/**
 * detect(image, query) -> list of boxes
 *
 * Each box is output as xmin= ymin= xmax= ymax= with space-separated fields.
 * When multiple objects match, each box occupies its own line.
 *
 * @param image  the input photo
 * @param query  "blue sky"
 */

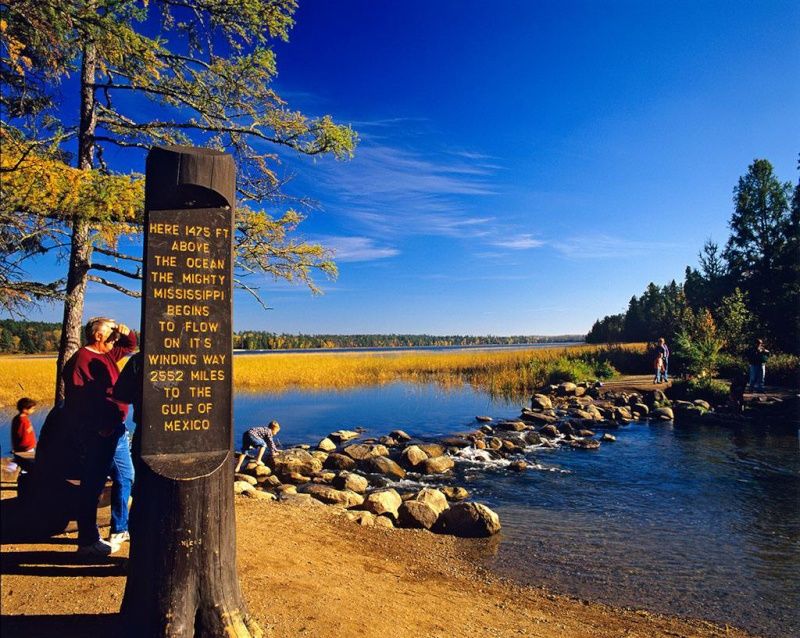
xmin=16 ymin=0 xmax=800 ymax=335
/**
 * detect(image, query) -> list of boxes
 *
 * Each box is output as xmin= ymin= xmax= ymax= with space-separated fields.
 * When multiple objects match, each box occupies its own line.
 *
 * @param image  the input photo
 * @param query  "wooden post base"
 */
xmin=121 ymin=454 xmax=262 ymax=638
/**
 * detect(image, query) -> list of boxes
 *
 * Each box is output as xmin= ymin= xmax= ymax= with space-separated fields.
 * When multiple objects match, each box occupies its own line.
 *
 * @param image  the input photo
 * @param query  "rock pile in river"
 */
xmin=233 ymin=427 xmax=503 ymax=538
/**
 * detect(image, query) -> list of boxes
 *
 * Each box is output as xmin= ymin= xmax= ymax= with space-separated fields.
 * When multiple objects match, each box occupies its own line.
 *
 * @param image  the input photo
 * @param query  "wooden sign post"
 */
xmin=121 ymin=146 xmax=261 ymax=637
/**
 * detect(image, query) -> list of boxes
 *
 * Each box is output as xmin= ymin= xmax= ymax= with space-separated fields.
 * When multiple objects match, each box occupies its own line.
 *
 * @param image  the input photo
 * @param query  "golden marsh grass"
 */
xmin=0 ymin=344 xmax=645 ymax=410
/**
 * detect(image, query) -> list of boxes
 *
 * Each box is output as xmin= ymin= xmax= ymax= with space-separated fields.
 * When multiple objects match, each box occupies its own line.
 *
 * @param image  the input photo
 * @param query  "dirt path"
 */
xmin=1 ymin=488 xmax=753 ymax=638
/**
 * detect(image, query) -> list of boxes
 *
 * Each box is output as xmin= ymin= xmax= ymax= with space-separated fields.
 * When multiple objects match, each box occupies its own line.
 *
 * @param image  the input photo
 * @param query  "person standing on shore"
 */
xmin=63 ymin=317 xmax=137 ymax=557
xmin=657 ymin=337 xmax=670 ymax=382
xmin=11 ymin=398 xmax=37 ymax=453
xmin=653 ymin=351 xmax=666 ymax=384
xmin=747 ymin=338 xmax=770 ymax=393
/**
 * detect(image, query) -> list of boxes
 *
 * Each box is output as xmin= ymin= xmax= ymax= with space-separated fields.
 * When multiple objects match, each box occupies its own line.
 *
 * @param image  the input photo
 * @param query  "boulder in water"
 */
xmin=438 ymin=502 xmax=501 ymax=537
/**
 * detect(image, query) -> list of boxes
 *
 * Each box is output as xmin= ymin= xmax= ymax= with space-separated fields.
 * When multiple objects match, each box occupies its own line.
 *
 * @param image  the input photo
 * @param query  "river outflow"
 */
xmin=5 ymin=381 xmax=798 ymax=637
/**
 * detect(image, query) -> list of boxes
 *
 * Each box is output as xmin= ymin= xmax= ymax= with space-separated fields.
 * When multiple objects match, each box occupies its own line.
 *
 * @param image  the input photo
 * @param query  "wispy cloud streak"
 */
xmin=314 ymin=235 xmax=400 ymax=262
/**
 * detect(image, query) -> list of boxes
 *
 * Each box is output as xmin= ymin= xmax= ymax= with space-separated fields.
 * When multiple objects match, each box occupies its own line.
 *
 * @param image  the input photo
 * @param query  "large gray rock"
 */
xmin=417 ymin=443 xmax=445 ymax=458
xmin=300 ymin=484 xmax=364 ymax=508
xmin=631 ymin=403 xmax=650 ymax=417
xmin=439 ymin=436 xmax=472 ymax=448
xmin=496 ymin=420 xmax=527 ymax=432
xmin=521 ymin=411 xmax=558 ymax=425
xmin=243 ymin=489 xmax=277 ymax=502
xmin=438 ymin=502 xmax=501 ymax=537
xmin=363 ymin=488 xmax=402 ymax=518
xmin=571 ymin=438 xmax=600 ymax=450
xmin=332 ymin=472 xmax=369 ymax=494
xmin=234 ymin=480 xmax=256 ymax=495
xmin=360 ymin=456 xmax=406 ymax=480
xmin=343 ymin=443 xmax=390 ymax=461
xmin=323 ymin=452 xmax=357 ymax=471
xmin=651 ymin=407 xmax=674 ymax=421
xmin=523 ymin=431 xmax=543 ymax=446
xmin=421 ymin=455 xmax=455 ymax=475
xmin=540 ymin=424 xmax=559 ymax=438
xmin=328 ymin=430 xmax=361 ymax=443
xmin=414 ymin=487 xmax=449 ymax=517
xmin=234 ymin=473 xmax=257 ymax=486
xmin=317 ymin=437 xmax=337 ymax=452
xmin=271 ymin=449 xmax=323 ymax=477
xmin=557 ymin=382 xmax=578 ymax=396
xmin=441 ymin=486 xmax=469 ymax=501
xmin=390 ymin=429 xmax=412 ymax=442
xmin=613 ymin=406 xmax=633 ymax=421
xmin=398 ymin=500 xmax=440 ymax=530
xmin=345 ymin=511 xmax=375 ymax=526
xmin=531 ymin=394 xmax=552 ymax=410
xmin=401 ymin=445 xmax=429 ymax=468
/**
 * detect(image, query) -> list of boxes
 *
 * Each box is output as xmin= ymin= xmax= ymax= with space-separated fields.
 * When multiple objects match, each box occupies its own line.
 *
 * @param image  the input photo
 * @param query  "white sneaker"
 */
xmin=76 ymin=539 xmax=117 ymax=557
xmin=109 ymin=531 xmax=130 ymax=545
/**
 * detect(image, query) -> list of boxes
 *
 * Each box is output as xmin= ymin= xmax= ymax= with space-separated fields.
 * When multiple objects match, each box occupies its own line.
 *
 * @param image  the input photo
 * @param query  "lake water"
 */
xmin=3 ymin=381 xmax=798 ymax=637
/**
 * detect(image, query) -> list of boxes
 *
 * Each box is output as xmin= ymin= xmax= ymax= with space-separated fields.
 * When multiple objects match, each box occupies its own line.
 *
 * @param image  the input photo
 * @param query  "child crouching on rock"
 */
xmin=235 ymin=421 xmax=280 ymax=472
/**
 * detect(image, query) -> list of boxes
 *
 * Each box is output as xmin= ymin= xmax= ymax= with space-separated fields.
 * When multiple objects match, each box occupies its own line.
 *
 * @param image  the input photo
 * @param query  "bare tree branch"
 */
xmin=233 ymin=277 xmax=272 ymax=310
xmin=89 ymin=261 xmax=141 ymax=279
xmin=93 ymin=245 xmax=143 ymax=262
xmin=87 ymin=274 xmax=141 ymax=297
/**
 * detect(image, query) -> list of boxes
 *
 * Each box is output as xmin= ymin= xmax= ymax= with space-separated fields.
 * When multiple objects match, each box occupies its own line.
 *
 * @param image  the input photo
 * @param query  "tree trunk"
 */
xmin=55 ymin=37 xmax=97 ymax=401
xmin=55 ymin=217 xmax=92 ymax=402
xmin=121 ymin=454 xmax=262 ymax=638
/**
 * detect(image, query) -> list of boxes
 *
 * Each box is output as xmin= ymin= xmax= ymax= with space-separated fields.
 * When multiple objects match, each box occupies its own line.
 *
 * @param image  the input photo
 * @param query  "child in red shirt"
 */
xmin=11 ymin=397 xmax=37 ymax=452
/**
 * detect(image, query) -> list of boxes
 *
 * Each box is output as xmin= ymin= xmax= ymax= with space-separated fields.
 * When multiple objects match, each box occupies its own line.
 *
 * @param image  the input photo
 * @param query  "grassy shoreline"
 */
xmin=0 ymin=343 xmax=645 ymax=409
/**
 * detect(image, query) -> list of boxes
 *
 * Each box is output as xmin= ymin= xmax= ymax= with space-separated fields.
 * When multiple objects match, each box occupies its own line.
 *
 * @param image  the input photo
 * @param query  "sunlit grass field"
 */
xmin=0 ymin=344 xmax=645 ymax=410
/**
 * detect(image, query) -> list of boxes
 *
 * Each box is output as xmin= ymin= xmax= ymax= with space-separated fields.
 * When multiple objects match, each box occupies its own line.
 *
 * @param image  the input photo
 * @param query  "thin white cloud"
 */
xmin=310 ymin=137 xmax=500 ymax=239
xmin=490 ymin=234 xmax=546 ymax=250
xmin=552 ymin=234 xmax=676 ymax=259
xmin=315 ymin=235 xmax=400 ymax=262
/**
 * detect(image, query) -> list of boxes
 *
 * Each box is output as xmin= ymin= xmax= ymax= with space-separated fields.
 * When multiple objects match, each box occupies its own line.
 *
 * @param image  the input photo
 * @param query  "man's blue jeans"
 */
xmin=748 ymin=364 xmax=765 ymax=391
xmin=77 ymin=427 xmax=135 ymax=545
xmin=663 ymin=357 xmax=669 ymax=381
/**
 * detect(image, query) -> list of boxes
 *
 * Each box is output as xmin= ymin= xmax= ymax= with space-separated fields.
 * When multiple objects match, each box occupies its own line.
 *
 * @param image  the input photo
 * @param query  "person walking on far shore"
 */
xmin=747 ymin=338 xmax=770 ymax=393
xmin=653 ymin=350 xmax=666 ymax=384
xmin=657 ymin=337 xmax=670 ymax=381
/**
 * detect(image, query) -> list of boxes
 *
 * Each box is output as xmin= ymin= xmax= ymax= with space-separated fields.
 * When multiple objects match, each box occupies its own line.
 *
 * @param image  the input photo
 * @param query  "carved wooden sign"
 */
xmin=139 ymin=146 xmax=235 ymax=478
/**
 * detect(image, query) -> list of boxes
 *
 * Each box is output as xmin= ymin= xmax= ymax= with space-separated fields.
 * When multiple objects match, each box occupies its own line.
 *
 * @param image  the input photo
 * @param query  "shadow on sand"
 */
xmin=1 ymin=613 xmax=122 ymax=637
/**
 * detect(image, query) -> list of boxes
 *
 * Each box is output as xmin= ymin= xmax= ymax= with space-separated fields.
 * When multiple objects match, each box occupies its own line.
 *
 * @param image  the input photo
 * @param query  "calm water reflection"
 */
xmin=4 ymin=382 xmax=798 ymax=637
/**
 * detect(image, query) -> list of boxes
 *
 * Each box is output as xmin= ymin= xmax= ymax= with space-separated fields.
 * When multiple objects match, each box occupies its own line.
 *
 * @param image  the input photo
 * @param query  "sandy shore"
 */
xmin=1 ymin=489 xmax=753 ymax=638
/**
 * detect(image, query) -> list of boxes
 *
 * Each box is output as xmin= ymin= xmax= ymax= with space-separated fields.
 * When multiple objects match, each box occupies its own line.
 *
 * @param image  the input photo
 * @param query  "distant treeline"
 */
xmin=0 ymin=319 xmax=62 ymax=354
xmin=0 ymin=320 xmax=583 ymax=354
xmin=232 ymin=333 xmax=584 ymax=351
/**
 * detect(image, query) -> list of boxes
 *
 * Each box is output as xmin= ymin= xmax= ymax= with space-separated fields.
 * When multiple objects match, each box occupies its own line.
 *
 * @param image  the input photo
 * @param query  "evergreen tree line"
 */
xmin=0 ymin=319 xmax=583 ymax=354
xmin=232 ymin=333 xmax=584 ymax=351
xmin=0 ymin=320 xmax=62 ymax=354
xmin=587 ymin=158 xmax=800 ymax=357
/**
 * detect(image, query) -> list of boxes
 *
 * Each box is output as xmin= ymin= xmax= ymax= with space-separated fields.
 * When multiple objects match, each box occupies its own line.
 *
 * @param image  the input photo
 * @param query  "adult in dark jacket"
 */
xmin=746 ymin=338 xmax=769 ymax=393
xmin=63 ymin=317 xmax=136 ymax=557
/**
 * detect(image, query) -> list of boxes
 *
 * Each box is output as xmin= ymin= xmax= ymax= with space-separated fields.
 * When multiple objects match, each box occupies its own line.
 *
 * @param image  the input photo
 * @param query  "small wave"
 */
xmin=385 ymin=477 xmax=437 ymax=490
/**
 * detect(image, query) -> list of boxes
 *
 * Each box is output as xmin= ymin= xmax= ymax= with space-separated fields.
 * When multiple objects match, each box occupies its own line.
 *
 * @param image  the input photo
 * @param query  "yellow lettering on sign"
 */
xmin=150 ymin=223 xmax=179 ymax=235
xmin=166 ymin=304 xmax=210 ymax=317
xmin=185 ymin=257 xmax=225 ymax=269
xmin=190 ymin=369 xmax=225 ymax=381
xmin=170 ymin=240 xmax=210 ymax=253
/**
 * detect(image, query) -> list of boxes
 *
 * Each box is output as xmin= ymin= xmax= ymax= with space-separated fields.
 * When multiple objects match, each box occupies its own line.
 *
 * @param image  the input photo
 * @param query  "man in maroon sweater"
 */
xmin=63 ymin=316 xmax=137 ymax=557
